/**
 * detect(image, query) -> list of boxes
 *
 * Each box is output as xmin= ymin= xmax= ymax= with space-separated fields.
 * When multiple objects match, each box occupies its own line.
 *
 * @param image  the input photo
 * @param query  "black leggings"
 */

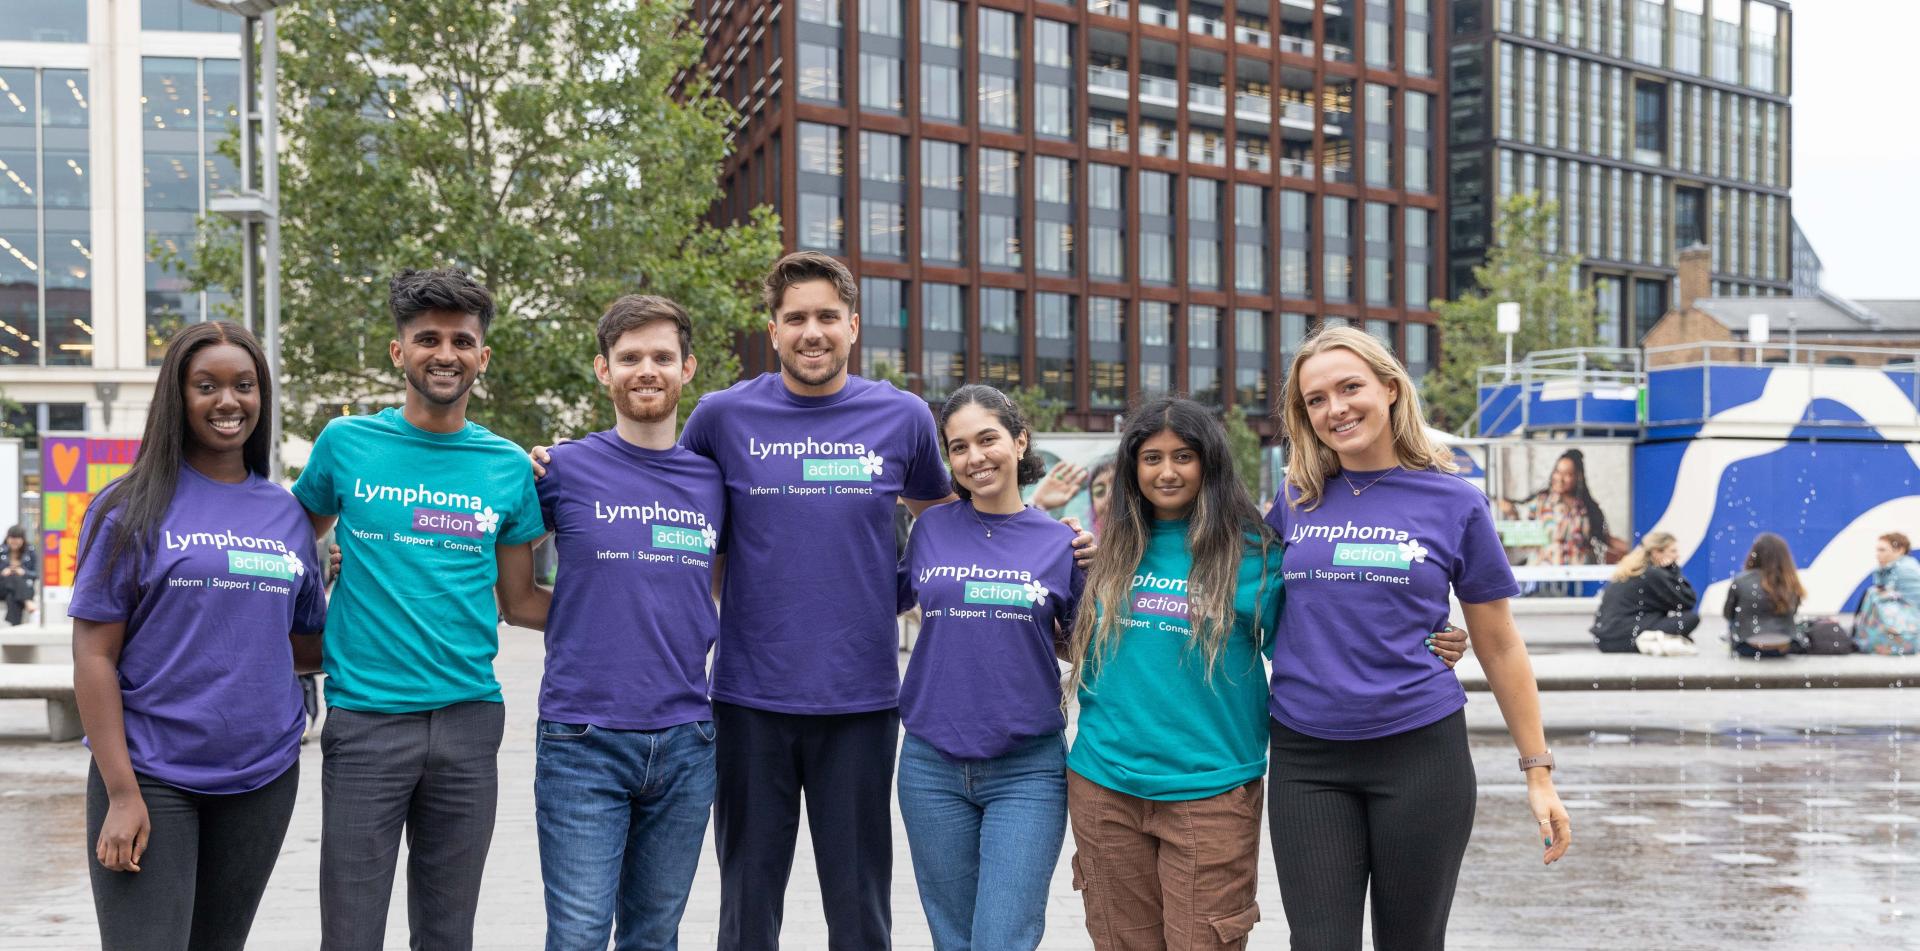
xmin=1268 ymin=709 xmax=1477 ymax=951
xmin=86 ymin=759 xmax=299 ymax=951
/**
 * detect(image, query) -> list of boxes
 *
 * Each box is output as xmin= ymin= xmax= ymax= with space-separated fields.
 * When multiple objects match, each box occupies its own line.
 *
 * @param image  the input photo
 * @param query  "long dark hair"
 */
xmin=1552 ymin=448 xmax=1611 ymax=555
xmin=937 ymin=384 xmax=1046 ymax=501
xmin=79 ymin=322 xmax=274 ymax=583
xmin=1064 ymin=397 xmax=1274 ymax=699
xmin=1743 ymin=532 xmax=1805 ymax=615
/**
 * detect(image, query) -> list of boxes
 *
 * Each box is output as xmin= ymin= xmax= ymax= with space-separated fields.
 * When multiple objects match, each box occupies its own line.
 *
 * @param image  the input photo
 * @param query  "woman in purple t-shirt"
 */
xmin=70 ymin=322 xmax=326 ymax=951
xmin=1265 ymin=327 xmax=1571 ymax=949
xmin=895 ymin=384 xmax=1084 ymax=951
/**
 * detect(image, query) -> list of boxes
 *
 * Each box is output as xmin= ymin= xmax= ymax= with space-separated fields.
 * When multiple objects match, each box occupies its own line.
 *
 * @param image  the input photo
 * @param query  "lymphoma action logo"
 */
xmin=1131 ymin=571 xmax=1190 ymax=620
xmin=164 ymin=529 xmax=306 ymax=581
xmin=594 ymin=501 xmax=718 ymax=554
xmin=749 ymin=436 xmax=883 ymax=482
xmin=353 ymin=478 xmax=499 ymax=538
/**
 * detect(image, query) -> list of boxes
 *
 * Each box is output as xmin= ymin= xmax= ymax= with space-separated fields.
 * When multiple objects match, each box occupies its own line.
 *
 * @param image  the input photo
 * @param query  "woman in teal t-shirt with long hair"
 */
xmin=1060 ymin=396 xmax=1282 ymax=949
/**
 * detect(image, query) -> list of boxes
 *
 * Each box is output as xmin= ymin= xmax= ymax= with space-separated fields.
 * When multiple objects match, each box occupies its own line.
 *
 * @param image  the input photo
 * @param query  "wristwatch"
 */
xmin=1518 ymin=751 xmax=1555 ymax=772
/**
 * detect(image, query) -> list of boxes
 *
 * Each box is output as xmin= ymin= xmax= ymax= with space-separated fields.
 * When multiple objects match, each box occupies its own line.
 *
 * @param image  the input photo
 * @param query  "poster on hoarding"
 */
xmin=1489 ymin=441 xmax=1633 ymax=568
xmin=40 ymin=434 xmax=141 ymax=588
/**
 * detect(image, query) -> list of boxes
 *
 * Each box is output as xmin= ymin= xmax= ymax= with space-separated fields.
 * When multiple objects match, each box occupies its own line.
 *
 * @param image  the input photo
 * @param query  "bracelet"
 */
xmin=1518 ymin=751 xmax=1555 ymax=772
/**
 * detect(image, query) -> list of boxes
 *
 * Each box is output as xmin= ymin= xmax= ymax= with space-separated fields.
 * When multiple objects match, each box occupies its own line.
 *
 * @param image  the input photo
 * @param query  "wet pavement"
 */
xmin=0 ymin=616 xmax=1912 ymax=949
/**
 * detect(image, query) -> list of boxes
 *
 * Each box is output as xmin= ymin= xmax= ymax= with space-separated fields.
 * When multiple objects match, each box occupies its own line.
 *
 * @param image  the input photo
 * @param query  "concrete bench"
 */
xmin=0 ymin=663 xmax=80 ymax=741
xmin=0 ymin=624 xmax=72 ymax=663
xmin=1456 ymin=651 xmax=1920 ymax=691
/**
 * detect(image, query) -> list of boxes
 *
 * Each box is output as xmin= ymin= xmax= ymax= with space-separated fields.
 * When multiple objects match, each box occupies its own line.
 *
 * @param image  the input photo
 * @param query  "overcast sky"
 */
xmin=1789 ymin=0 xmax=1920 ymax=299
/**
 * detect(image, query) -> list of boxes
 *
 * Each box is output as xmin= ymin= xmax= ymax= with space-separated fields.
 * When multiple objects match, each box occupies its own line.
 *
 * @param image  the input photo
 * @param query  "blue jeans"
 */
xmin=897 ymin=732 xmax=1068 ymax=951
xmin=534 ymin=719 xmax=716 ymax=951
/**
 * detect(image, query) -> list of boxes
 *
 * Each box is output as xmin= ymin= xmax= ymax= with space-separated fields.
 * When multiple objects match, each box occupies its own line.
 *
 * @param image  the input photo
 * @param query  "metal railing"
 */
xmin=1188 ymin=83 xmax=1226 ymax=111
xmin=1187 ymin=13 xmax=1227 ymax=37
xmin=1277 ymin=34 xmax=1315 ymax=56
xmin=1235 ymin=24 xmax=1271 ymax=46
xmin=1235 ymin=145 xmax=1272 ymax=171
xmin=1472 ymin=347 xmax=1644 ymax=437
xmin=1234 ymin=91 xmax=1272 ymax=119
xmin=1087 ymin=65 xmax=1130 ymax=96
xmin=1140 ymin=3 xmax=1177 ymax=27
xmin=1138 ymin=75 xmax=1179 ymax=101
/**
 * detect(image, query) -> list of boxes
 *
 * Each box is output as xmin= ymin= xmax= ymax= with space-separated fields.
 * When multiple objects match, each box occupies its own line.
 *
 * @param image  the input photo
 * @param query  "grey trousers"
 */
xmin=319 ymin=700 xmax=506 ymax=951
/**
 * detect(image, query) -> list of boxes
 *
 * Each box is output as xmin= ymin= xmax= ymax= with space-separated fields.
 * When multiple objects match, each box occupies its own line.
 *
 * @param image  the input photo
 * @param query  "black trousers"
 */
xmin=1267 ymin=709 xmax=1477 ymax=951
xmin=86 ymin=759 xmax=299 ymax=951
xmin=713 ymin=700 xmax=899 ymax=951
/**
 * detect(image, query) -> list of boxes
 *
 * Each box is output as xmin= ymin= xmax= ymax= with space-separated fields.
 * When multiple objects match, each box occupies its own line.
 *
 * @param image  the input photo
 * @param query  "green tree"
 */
xmin=1422 ymin=193 xmax=1602 ymax=433
xmin=1222 ymin=405 xmax=1263 ymax=501
xmin=1009 ymin=384 xmax=1073 ymax=433
xmin=183 ymin=0 xmax=780 ymax=446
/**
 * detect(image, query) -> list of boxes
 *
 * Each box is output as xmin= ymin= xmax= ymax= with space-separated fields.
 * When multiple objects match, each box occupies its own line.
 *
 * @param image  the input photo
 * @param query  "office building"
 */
xmin=1445 ymin=0 xmax=1791 ymax=347
xmin=1 ymin=0 xmax=244 ymax=438
xmin=699 ymin=0 xmax=1446 ymax=428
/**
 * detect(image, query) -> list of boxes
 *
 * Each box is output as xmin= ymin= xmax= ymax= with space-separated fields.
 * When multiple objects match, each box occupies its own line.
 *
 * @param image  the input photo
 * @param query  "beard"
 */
xmin=613 ymin=382 xmax=680 ymax=424
xmin=404 ymin=364 xmax=477 ymax=407
xmin=778 ymin=345 xmax=848 ymax=388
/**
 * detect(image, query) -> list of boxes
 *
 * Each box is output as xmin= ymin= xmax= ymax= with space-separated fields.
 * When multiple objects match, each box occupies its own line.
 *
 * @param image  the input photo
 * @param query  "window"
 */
xmin=1364 ymin=84 xmax=1393 ymax=188
xmin=979 ymin=73 xmax=1019 ymax=130
xmin=1365 ymin=0 xmax=1393 ymax=68
xmin=861 ymin=278 xmax=908 ymax=375
xmin=1038 ymin=293 xmax=1073 ymax=339
xmin=922 ymin=140 xmax=964 ymax=189
xmin=924 ymin=283 xmax=965 ymax=332
xmin=861 ymin=200 xmax=904 ymax=258
xmin=1036 ymin=292 xmax=1076 ymax=404
xmin=1189 ymin=305 xmax=1222 ymax=405
xmin=1089 ymin=164 xmax=1124 ymax=280
xmin=1405 ymin=323 xmax=1432 ymax=377
xmin=1036 ymin=156 xmax=1072 ymax=203
xmin=922 ymin=0 xmax=961 ymax=45
xmin=1710 ymin=0 xmax=1741 ymax=83
xmin=1674 ymin=0 xmax=1704 ymax=74
xmin=980 ymin=286 xmax=1022 ymax=388
xmin=799 ymin=193 xmax=844 ymax=252
xmin=1633 ymin=80 xmax=1666 ymax=163
xmin=1234 ymin=184 xmax=1269 ymax=294
xmin=1036 ymin=157 xmax=1073 ymax=274
xmin=860 ymin=131 xmax=903 ymax=183
xmin=981 ymin=8 xmax=1019 ymax=56
xmin=1037 ymin=83 xmax=1072 ymax=137
xmin=1234 ymin=309 xmax=1268 ymax=407
xmin=1632 ymin=0 xmax=1665 ymax=67
xmin=1280 ymin=190 xmax=1311 ymax=298
xmin=860 ymin=53 xmax=904 ymax=112
xmin=981 ymin=214 xmax=1021 ymax=268
xmin=860 ymin=0 xmax=904 ymax=36
xmin=142 ymin=58 xmax=238 ymax=363
xmin=1748 ymin=3 xmax=1777 ymax=92
xmin=1405 ymin=0 xmax=1431 ymax=76
xmin=799 ymin=43 xmax=842 ymax=102
xmin=1089 ymin=298 xmax=1127 ymax=407
xmin=800 ymin=0 xmax=840 ymax=24
xmin=1037 ymin=20 xmax=1072 ymax=66
xmin=799 ymin=123 xmax=843 ymax=175
xmin=1365 ymin=202 xmax=1392 ymax=306
xmin=922 ymin=141 xmax=964 ymax=263
xmin=1632 ymin=277 xmax=1667 ymax=344
xmin=1140 ymin=171 xmax=1174 ymax=284
xmin=4 ymin=0 xmax=87 ymax=40
xmin=1189 ymin=178 xmax=1222 ymax=289
xmin=1405 ymin=90 xmax=1431 ymax=193
xmin=921 ymin=64 xmax=962 ymax=121
xmin=140 ymin=0 xmax=238 ymax=32
xmin=1405 ymin=207 xmax=1432 ymax=309
xmin=2 ymin=66 xmax=93 ymax=366
xmin=980 ymin=149 xmax=1020 ymax=197
xmin=1323 ymin=196 xmax=1352 ymax=302
xmin=1139 ymin=302 xmax=1173 ymax=398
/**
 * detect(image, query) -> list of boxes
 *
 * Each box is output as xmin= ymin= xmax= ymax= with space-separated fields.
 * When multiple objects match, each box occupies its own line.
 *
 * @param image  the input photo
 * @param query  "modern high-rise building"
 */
xmin=698 ymin=0 xmax=1446 ymax=428
xmin=1445 ymin=0 xmax=1791 ymax=347
xmin=0 ymin=0 xmax=244 ymax=438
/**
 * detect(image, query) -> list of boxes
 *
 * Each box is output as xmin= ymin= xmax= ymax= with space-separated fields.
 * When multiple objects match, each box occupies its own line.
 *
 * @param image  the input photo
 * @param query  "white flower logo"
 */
xmin=700 ymin=526 xmax=718 ymax=550
xmin=1023 ymin=581 xmax=1050 ymax=604
xmin=1397 ymin=539 xmax=1429 ymax=564
xmin=474 ymin=505 xmax=500 ymax=535
xmin=859 ymin=452 xmax=885 ymax=477
xmin=283 ymin=551 xmax=305 ymax=577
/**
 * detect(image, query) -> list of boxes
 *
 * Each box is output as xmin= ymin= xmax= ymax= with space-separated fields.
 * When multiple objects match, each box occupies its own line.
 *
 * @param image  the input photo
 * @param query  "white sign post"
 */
xmin=1749 ymin=314 xmax=1770 ymax=365
xmin=1496 ymin=301 xmax=1521 ymax=381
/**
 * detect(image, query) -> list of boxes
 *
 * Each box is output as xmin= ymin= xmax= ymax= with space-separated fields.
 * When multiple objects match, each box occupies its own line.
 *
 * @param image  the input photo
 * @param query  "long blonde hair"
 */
xmin=1279 ymin=326 xmax=1456 ymax=511
xmin=1062 ymin=397 xmax=1275 ymax=705
xmin=1612 ymin=531 xmax=1677 ymax=582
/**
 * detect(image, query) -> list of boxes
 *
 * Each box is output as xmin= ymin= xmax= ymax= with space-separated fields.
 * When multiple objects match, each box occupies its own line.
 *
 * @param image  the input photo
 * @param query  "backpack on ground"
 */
xmin=1795 ymin=617 xmax=1855 ymax=655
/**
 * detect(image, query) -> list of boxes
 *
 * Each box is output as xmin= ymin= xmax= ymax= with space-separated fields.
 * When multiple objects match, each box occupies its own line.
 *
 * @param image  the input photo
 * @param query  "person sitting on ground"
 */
xmin=1856 ymin=532 xmax=1920 ymax=655
xmin=1591 ymin=531 xmax=1699 ymax=655
xmin=1 ymin=525 xmax=38 ymax=625
xmin=1723 ymin=533 xmax=1803 ymax=657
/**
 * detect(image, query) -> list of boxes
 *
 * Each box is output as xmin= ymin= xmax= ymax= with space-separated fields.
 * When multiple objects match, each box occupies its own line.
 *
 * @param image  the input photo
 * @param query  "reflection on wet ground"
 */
xmin=0 ymin=631 xmax=1910 ymax=949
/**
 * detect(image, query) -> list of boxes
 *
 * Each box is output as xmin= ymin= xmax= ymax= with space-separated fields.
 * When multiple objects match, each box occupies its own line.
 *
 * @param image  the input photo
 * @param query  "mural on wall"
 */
xmin=40 ymin=435 xmax=140 ymax=589
xmin=1635 ymin=363 xmax=1920 ymax=613
xmin=1490 ymin=441 xmax=1633 ymax=568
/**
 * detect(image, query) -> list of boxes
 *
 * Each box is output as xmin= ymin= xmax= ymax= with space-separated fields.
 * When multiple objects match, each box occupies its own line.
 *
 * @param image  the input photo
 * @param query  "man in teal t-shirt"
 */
xmin=292 ymin=268 xmax=547 ymax=951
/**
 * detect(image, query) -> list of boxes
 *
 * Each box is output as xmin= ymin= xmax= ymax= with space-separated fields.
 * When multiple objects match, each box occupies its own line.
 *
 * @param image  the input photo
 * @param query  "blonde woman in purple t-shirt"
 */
xmin=1266 ymin=327 xmax=1570 ymax=949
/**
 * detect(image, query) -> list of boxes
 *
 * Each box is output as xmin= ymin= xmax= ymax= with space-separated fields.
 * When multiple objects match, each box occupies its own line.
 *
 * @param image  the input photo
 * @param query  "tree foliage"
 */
xmin=1422 ymin=194 xmax=1603 ymax=433
xmin=1222 ymin=405 xmax=1263 ymax=501
xmin=184 ymin=0 xmax=781 ymax=446
xmin=1009 ymin=385 xmax=1073 ymax=434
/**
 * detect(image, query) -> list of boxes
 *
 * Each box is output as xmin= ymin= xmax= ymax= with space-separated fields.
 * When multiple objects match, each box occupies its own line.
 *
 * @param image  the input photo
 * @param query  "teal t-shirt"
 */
xmin=292 ymin=408 xmax=544 ymax=712
xmin=1068 ymin=518 xmax=1284 ymax=801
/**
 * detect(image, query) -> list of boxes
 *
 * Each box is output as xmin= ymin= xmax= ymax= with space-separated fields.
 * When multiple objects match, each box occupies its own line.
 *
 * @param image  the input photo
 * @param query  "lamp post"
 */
xmin=195 ymin=0 xmax=288 ymax=477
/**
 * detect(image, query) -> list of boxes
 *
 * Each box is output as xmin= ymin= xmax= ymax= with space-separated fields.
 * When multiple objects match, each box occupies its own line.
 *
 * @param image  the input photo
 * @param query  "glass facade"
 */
xmin=143 ymin=57 xmax=239 ymax=365
xmin=1 ymin=66 xmax=92 ymax=365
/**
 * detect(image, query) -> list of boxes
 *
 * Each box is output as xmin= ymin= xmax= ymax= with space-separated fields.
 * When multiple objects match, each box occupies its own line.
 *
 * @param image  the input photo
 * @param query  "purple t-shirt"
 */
xmin=899 ymin=502 xmax=1084 ymax=759
xmin=537 ymin=432 xmax=724 ymax=730
xmin=1264 ymin=467 xmax=1518 ymax=740
xmin=68 ymin=467 xmax=327 ymax=794
xmin=681 ymin=373 xmax=950 ymax=714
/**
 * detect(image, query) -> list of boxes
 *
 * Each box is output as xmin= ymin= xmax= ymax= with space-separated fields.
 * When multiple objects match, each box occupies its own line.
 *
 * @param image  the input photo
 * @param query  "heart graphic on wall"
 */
xmin=45 ymin=439 xmax=85 ymax=493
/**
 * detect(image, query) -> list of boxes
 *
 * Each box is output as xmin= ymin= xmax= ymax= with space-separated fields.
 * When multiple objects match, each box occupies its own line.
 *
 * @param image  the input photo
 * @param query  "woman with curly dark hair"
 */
xmin=1502 ymin=448 xmax=1615 ymax=565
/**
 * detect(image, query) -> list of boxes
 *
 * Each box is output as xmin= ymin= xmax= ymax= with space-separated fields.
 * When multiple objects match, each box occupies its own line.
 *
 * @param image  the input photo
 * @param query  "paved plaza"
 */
xmin=0 ymin=614 xmax=1914 ymax=949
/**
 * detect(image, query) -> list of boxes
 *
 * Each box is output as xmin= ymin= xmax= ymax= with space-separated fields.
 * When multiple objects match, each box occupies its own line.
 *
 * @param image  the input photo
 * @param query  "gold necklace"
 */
xmin=969 ymin=501 xmax=1021 ymax=538
xmin=1341 ymin=468 xmax=1398 ymax=496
